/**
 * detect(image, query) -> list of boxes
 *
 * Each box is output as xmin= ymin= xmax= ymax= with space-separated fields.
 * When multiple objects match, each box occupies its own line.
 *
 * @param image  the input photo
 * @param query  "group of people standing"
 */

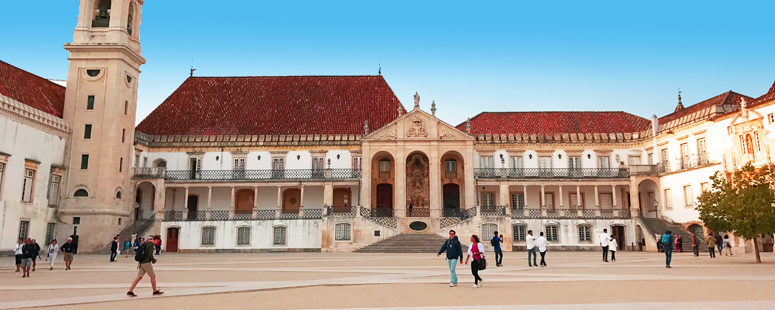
xmin=701 ymin=232 xmax=734 ymax=258
xmin=14 ymin=237 xmax=75 ymax=277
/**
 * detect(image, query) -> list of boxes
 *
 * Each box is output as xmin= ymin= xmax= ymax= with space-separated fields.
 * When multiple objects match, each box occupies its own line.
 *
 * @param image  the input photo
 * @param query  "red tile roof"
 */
xmin=658 ymin=91 xmax=753 ymax=126
xmin=750 ymin=81 xmax=775 ymax=107
xmin=457 ymin=111 xmax=651 ymax=135
xmin=0 ymin=60 xmax=65 ymax=118
xmin=136 ymin=76 xmax=404 ymax=136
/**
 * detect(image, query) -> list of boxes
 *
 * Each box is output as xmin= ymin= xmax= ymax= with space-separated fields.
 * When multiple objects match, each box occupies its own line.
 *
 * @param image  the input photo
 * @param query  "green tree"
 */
xmin=696 ymin=163 xmax=775 ymax=263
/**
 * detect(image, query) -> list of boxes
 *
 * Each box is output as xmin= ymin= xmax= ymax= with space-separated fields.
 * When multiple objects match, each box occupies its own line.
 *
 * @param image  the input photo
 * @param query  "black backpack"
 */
xmin=491 ymin=237 xmax=498 ymax=247
xmin=134 ymin=243 xmax=146 ymax=262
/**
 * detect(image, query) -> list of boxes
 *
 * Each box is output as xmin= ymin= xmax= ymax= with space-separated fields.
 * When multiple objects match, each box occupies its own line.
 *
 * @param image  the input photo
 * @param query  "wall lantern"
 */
xmin=587 ymin=154 xmax=592 ymax=159
xmin=337 ymin=154 xmax=341 ymax=159
xmin=499 ymin=154 xmax=504 ymax=160
xmin=558 ymin=154 xmax=562 ymax=159
xmin=297 ymin=155 xmax=301 ymax=160
xmin=529 ymin=154 xmax=533 ymax=159
xmin=257 ymin=155 xmax=261 ymax=160
xmin=215 ymin=156 xmax=220 ymax=161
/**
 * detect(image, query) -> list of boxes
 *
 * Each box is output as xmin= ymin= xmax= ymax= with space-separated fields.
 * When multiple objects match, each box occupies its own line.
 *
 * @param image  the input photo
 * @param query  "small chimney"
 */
xmin=465 ymin=118 xmax=472 ymax=134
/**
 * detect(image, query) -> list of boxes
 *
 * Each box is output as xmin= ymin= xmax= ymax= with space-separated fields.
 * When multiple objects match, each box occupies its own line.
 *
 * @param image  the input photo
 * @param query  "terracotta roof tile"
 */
xmin=658 ymin=91 xmax=753 ymax=126
xmin=457 ymin=111 xmax=651 ymax=135
xmin=749 ymin=81 xmax=775 ymax=107
xmin=136 ymin=76 xmax=404 ymax=136
xmin=0 ymin=60 xmax=65 ymax=118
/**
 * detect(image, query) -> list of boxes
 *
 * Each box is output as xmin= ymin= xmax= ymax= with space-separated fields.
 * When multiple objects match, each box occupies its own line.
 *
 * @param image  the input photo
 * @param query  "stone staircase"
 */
xmin=98 ymin=216 xmax=156 ymax=253
xmin=356 ymin=234 xmax=449 ymax=253
xmin=640 ymin=217 xmax=705 ymax=251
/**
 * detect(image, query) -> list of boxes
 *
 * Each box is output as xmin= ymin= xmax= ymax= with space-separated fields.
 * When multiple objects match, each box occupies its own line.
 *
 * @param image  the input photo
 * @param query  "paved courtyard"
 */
xmin=1 ymin=250 xmax=774 ymax=309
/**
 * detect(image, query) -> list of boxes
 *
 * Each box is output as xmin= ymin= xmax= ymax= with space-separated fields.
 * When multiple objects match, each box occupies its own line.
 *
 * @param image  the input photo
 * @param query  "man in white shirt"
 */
xmin=526 ymin=230 xmax=538 ymax=267
xmin=599 ymin=228 xmax=611 ymax=262
xmin=536 ymin=232 xmax=549 ymax=267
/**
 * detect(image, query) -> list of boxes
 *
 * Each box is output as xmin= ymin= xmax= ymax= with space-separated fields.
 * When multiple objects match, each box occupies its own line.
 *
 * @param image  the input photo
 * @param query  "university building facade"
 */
xmin=1 ymin=0 xmax=774 ymax=253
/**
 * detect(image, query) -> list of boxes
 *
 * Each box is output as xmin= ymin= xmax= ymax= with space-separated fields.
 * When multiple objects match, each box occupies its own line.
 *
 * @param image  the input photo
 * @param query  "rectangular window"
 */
xmin=352 ymin=157 xmax=362 ymax=171
xmin=648 ymin=192 xmax=656 ymax=211
xmin=83 ymin=124 xmax=92 ymax=139
xmin=378 ymin=159 xmax=391 ymax=172
xmin=237 ymin=227 xmax=250 ymax=245
xmin=570 ymin=193 xmax=584 ymax=209
xmin=273 ymin=226 xmax=287 ymax=245
xmin=233 ymin=158 xmax=246 ymax=170
xmin=119 ymin=158 xmax=123 ymax=172
xmin=134 ymin=155 xmax=140 ymax=168
xmin=701 ymin=182 xmax=710 ymax=192
xmin=578 ymin=225 xmax=592 ymax=242
xmin=665 ymin=189 xmax=673 ymax=209
xmin=47 ymin=174 xmax=61 ymax=206
xmin=22 ymin=169 xmax=35 ymax=203
xmin=769 ymin=113 xmax=774 ymax=124
xmin=312 ymin=156 xmax=325 ymax=170
xmin=648 ymin=153 xmax=654 ymax=165
xmin=510 ymin=193 xmax=524 ymax=209
xmin=740 ymin=135 xmax=747 ymax=154
xmin=684 ymin=185 xmax=694 ymax=207
xmin=86 ymin=95 xmax=95 ymax=110
xmin=511 ymin=156 xmax=523 ymax=169
xmin=697 ymin=138 xmax=708 ymax=165
xmin=45 ymin=223 xmax=56 ymax=246
xmin=544 ymin=193 xmax=554 ymax=209
xmin=122 ymin=129 xmax=126 ymax=143
xmin=272 ymin=157 xmax=285 ymax=170
xmin=124 ymin=101 xmax=128 ymax=115
xmin=680 ymin=143 xmax=690 ymax=169
xmin=546 ymin=225 xmax=559 ymax=242
xmin=73 ymin=217 xmax=80 ymax=225
xmin=599 ymin=193 xmax=613 ymax=209
xmin=628 ymin=156 xmax=641 ymax=165
xmin=597 ymin=156 xmax=610 ymax=169
xmin=81 ymin=154 xmax=89 ymax=170
xmin=569 ymin=156 xmax=582 ymax=169
xmin=513 ymin=225 xmax=526 ymax=242
xmin=335 ymin=223 xmax=352 ymax=241
xmin=481 ymin=223 xmax=498 ymax=239
xmin=755 ymin=132 xmax=761 ymax=152
xmin=538 ymin=156 xmax=552 ymax=169
xmin=18 ymin=220 xmax=30 ymax=241
xmin=201 ymin=227 xmax=215 ymax=246
xmin=445 ymin=159 xmax=456 ymax=172
xmin=481 ymin=193 xmax=495 ymax=207
xmin=660 ymin=149 xmax=669 ymax=166
xmin=480 ymin=156 xmax=494 ymax=168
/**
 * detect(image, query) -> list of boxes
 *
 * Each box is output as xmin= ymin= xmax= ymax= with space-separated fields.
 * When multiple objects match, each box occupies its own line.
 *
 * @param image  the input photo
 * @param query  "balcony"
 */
xmin=474 ymin=168 xmax=629 ymax=180
xmin=658 ymin=155 xmax=715 ymax=174
xmin=511 ymin=208 xmax=631 ymax=219
xmin=629 ymin=164 xmax=657 ymax=176
xmin=163 ymin=168 xmax=362 ymax=182
xmin=133 ymin=167 xmax=166 ymax=179
xmin=162 ymin=209 xmax=323 ymax=221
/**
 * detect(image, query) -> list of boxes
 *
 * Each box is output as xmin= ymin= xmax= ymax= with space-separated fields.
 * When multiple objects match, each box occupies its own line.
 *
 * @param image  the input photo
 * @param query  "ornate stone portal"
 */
xmin=406 ymin=153 xmax=430 ymax=209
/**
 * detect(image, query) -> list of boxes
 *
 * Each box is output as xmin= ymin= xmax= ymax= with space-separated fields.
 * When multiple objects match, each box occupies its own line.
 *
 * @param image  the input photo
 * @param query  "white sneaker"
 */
xmin=450 ymin=283 xmax=455 ymax=287
xmin=478 ymin=280 xmax=483 ymax=287
xmin=472 ymin=284 xmax=479 ymax=288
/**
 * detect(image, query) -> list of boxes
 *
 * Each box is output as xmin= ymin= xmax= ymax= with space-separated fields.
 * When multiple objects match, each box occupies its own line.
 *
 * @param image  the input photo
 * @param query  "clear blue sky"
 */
xmin=2 ymin=1 xmax=774 ymax=126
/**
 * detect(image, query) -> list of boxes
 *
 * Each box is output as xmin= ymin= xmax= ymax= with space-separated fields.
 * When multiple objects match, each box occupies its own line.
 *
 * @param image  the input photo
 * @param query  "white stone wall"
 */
xmin=161 ymin=219 xmax=322 ymax=251
xmin=474 ymin=148 xmax=647 ymax=169
xmin=144 ymin=150 xmax=360 ymax=171
xmin=163 ymin=185 xmax=332 ymax=211
xmin=0 ymin=115 xmax=67 ymax=251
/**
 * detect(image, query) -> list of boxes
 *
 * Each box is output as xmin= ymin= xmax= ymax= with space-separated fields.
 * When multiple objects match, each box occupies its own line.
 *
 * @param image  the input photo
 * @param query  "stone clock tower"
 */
xmin=59 ymin=0 xmax=146 ymax=252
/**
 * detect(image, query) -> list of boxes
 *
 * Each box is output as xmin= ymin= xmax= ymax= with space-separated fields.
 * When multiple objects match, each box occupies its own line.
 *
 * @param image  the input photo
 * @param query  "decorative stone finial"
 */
xmin=413 ymin=92 xmax=420 ymax=109
xmin=364 ymin=120 xmax=369 ymax=134
xmin=431 ymin=100 xmax=436 ymax=116
xmin=674 ymin=90 xmax=684 ymax=112
xmin=398 ymin=105 xmax=403 ymax=117
xmin=465 ymin=118 xmax=471 ymax=134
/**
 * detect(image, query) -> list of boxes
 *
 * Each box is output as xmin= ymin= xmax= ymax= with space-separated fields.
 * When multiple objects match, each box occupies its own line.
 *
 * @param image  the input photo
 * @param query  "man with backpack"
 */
xmin=662 ymin=230 xmax=673 ymax=268
xmin=491 ymin=231 xmax=503 ymax=267
xmin=127 ymin=237 xmax=163 ymax=297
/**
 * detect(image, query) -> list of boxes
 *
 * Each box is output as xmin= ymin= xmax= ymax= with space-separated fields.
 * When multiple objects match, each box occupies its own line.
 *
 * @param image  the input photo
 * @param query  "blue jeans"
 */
xmin=448 ymin=259 xmax=458 ymax=284
xmin=527 ymin=248 xmax=537 ymax=266
xmin=665 ymin=249 xmax=673 ymax=266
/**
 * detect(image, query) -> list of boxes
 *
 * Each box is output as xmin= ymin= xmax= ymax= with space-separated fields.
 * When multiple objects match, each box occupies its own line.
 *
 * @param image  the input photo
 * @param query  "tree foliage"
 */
xmin=696 ymin=163 xmax=775 ymax=263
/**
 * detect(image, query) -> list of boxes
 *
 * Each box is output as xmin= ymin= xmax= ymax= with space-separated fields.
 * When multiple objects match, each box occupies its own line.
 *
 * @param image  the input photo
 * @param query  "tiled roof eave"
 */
xmin=135 ymin=132 xmax=363 ymax=148
xmin=471 ymin=131 xmax=650 ymax=144
xmin=0 ymin=94 xmax=70 ymax=137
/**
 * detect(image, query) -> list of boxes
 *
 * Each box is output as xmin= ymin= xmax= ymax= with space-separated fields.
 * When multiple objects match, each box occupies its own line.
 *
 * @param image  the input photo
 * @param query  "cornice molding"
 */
xmin=0 ymin=94 xmax=71 ymax=137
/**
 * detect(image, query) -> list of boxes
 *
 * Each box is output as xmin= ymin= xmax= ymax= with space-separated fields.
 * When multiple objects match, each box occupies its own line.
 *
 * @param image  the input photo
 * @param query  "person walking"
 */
xmin=706 ymin=233 xmax=716 ymax=258
xmin=124 ymin=239 xmax=131 ymax=257
xmin=714 ymin=233 xmax=723 ymax=254
xmin=153 ymin=236 xmax=162 ymax=255
xmin=599 ymin=229 xmax=611 ymax=262
xmin=464 ymin=235 xmax=485 ymax=288
xmin=691 ymin=233 xmax=700 ymax=257
xmin=21 ymin=238 xmax=35 ymax=278
xmin=609 ymin=235 xmax=618 ymax=262
xmin=110 ymin=237 xmax=119 ymax=262
xmin=14 ymin=238 xmax=24 ymax=272
xmin=31 ymin=239 xmax=41 ymax=271
xmin=491 ymin=231 xmax=503 ymax=267
xmin=723 ymin=235 xmax=733 ymax=256
xmin=437 ymin=230 xmax=463 ymax=287
xmin=662 ymin=231 xmax=673 ymax=268
xmin=61 ymin=238 xmax=75 ymax=270
xmin=536 ymin=232 xmax=549 ymax=267
xmin=675 ymin=235 xmax=683 ymax=253
xmin=127 ymin=237 xmax=163 ymax=297
xmin=47 ymin=240 xmax=59 ymax=270
xmin=526 ymin=230 xmax=538 ymax=267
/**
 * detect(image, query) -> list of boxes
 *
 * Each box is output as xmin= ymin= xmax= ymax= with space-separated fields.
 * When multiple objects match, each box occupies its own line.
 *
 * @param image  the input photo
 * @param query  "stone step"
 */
xmin=356 ymin=234 xmax=449 ymax=253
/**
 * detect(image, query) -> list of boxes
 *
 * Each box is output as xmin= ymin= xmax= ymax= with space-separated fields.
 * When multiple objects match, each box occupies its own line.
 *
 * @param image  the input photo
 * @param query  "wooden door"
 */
xmin=187 ymin=195 xmax=199 ymax=220
xmin=613 ymin=226 xmax=625 ymax=250
xmin=166 ymin=227 xmax=179 ymax=252
xmin=443 ymin=183 xmax=460 ymax=217
xmin=235 ymin=189 xmax=254 ymax=214
xmin=376 ymin=183 xmax=393 ymax=214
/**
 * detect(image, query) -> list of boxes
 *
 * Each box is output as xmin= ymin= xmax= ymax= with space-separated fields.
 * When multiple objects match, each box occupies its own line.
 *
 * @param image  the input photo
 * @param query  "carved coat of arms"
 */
xmin=406 ymin=116 xmax=427 ymax=137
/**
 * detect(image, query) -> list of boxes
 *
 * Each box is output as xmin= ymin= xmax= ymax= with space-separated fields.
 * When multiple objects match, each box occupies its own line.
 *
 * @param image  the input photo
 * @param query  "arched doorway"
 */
xmin=235 ymin=189 xmax=254 ymax=214
xmin=371 ymin=151 xmax=395 ymax=216
xmin=282 ymin=188 xmax=301 ymax=214
xmin=611 ymin=225 xmax=625 ymax=251
xmin=441 ymin=151 xmax=465 ymax=217
xmin=376 ymin=184 xmax=393 ymax=216
xmin=136 ymin=182 xmax=156 ymax=220
xmin=636 ymin=225 xmax=645 ymax=251
xmin=688 ymin=224 xmax=704 ymax=237
xmin=637 ymin=179 xmax=660 ymax=218
xmin=333 ymin=188 xmax=352 ymax=213
xmin=406 ymin=152 xmax=430 ymax=216
xmin=165 ymin=227 xmax=179 ymax=252
xmin=443 ymin=184 xmax=460 ymax=217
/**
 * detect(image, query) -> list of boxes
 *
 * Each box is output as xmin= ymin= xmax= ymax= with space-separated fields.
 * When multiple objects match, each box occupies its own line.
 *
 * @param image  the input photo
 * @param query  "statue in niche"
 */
xmin=407 ymin=116 xmax=427 ymax=137
xmin=406 ymin=153 xmax=430 ymax=209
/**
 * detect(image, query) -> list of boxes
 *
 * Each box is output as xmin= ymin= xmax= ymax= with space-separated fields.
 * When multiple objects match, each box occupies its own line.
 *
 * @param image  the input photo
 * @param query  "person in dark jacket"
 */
xmin=31 ymin=239 xmax=41 ymax=271
xmin=662 ymin=230 xmax=673 ymax=268
xmin=127 ymin=237 xmax=163 ymax=297
xmin=438 ymin=230 xmax=463 ymax=287
xmin=110 ymin=237 xmax=119 ymax=262
xmin=21 ymin=238 xmax=35 ymax=278
xmin=714 ymin=233 xmax=723 ymax=253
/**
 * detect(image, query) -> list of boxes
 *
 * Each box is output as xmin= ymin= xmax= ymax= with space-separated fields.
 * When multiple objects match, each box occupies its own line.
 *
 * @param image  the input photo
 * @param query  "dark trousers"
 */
xmin=494 ymin=249 xmax=503 ymax=266
xmin=611 ymin=251 xmax=616 ymax=261
xmin=708 ymin=247 xmax=716 ymax=258
xmin=665 ymin=249 xmax=672 ymax=266
xmin=602 ymin=246 xmax=609 ymax=261
xmin=527 ymin=248 xmax=537 ymax=266
xmin=110 ymin=251 xmax=117 ymax=262
xmin=155 ymin=245 xmax=161 ymax=255
xmin=539 ymin=250 xmax=546 ymax=266
xmin=693 ymin=245 xmax=699 ymax=257
xmin=471 ymin=260 xmax=482 ymax=284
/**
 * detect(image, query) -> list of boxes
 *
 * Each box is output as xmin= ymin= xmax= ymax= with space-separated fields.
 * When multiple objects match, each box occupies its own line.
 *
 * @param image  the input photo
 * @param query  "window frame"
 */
xmin=545 ymin=224 xmax=559 ymax=242
xmin=569 ymin=192 xmax=585 ymax=209
xmin=352 ymin=156 xmax=362 ymax=171
xmin=22 ymin=169 xmax=35 ymax=203
xmin=683 ymin=185 xmax=694 ymax=207
xmin=0 ymin=162 xmax=5 ymax=200
xmin=599 ymin=193 xmax=613 ymax=209
xmin=334 ymin=223 xmax=352 ymax=241
xmin=45 ymin=223 xmax=56 ymax=246
xmin=236 ymin=226 xmax=251 ymax=246
xmin=480 ymin=156 xmax=494 ymax=169
xmin=86 ymin=95 xmax=95 ymax=110
xmin=201 ymin=226 xmax=216 ymax=246
xmin=664 ymin=188 xmax=673 ymax=210
xmin=84 ymin=124 xmax=93 ymax=139
xmin=481 ymin=192 xmax=495 ymax=207
xmin=47 ymin=174 xmax=61 ymax=207
xmin=81 ymin=154 xmax=89 ymax=170
xmin=510 ymin=193 xmax=524 ymax=209
xmin=273 ymin=225 xmax=287 ymax=245
xmin=481 ymin=223 xmax=498 ymax=241
xmin=18 ymin=220 xmax=30 ymax=241
xmin=512 ymin=224 xmax=527 ymax=242
xmin=701 ymin=182 xmax=710 ymax=193
xmin=578 ymin=225 xmax=592 ymax=243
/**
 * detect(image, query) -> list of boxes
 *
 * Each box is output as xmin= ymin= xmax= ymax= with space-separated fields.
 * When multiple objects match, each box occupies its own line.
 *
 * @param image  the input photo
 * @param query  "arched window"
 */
xmin=512 ymin=224 xmax=527 ymax=242
xmin=201 ymin=226 xmax=215 ymax=246
xmin=74 ymin=189 xmax=89 ymax=197
xmin=481 ymin=223 xmax=498 ymax=241
xmin=335 ymin=223 xmax=352 ymax=241
xmin=92 ymin=0 xmax=111 ymax=28
xmin=445 ymin=158 xmax=457 ymax=172
xmin=115 ymin=190 xmax=122 ymax=199
xmin=127 ymin=2 xmax=135 ymax=35
xmin=545 ymin=224 xmax=559 ymax=242
xmin=155 ymin=160 xmax=167 ymax=168
xmin=237 ymin=227 xmax=251 ymax=245
xmin=273 ymin=226 xmax=287 ymax=245
xmin=578 ymin=225 xmax=592 ymax=243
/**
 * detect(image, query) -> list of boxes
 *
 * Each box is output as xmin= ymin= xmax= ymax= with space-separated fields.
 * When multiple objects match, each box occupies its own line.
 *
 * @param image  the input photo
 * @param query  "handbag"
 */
xmin=478 ymin=255 xmax=487 ymax=270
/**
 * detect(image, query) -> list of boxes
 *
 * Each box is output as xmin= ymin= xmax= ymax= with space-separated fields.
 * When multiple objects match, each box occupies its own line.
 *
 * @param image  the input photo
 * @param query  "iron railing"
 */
xmin=474 ymin=168 xmax=629 ymax=179
xmin=164 ymin=211 xmax=184 ymax=221
xmin=629 ymin=164 xmax=657 ymax=176
xmin=511 ymin=208 xmax=631 ymax=219
xmin=445 ymin=171 xmax=457 ymax=180
xmin=161 ymin=209 xmax=323 ymax=221
xmin=327 ymin=205 xmax=357 ymax=217
xmin=378 ymin=171 xmax=391 ymax=180
xmin=361 ymin=207 xmax=395 ymax=218
xmin=407 ymin=208 xmax=430 ymax=217
xmin=359 ymin=206 xmax=397 ymax=229
xmin=165 ymin=168 xmax=362 ymax=181
xmin=440 ymin=206 xmax=478 ymax=229
xmin=133 ymin=167 xmax=166 ymax=178
xmin=480 ymin=206 xmax=507 ymax=216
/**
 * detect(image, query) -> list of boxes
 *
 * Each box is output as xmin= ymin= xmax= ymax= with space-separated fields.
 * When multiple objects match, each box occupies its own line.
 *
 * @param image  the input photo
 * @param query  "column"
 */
xmin=523 ymin=185 xmax=527 ymax=208
xmin=276 ymin=187 xmax=282 ymax=211
xmin=323 ymin=182 xmax=333 ymax=206
xmin=594 ymin=185 xmax=599 ymax=208
xmin=576 ymin=185 xmax=580 ymax=209
xmin=300 ymin=185 xmax=305 ymax=208
xmin=184 ymin=187 xmax=189 ymax=209
xmin=499 ymin=183 xmax=509 ymax=216
xmin=430 ymin=142 xmax=440 ymax=218
xmin=396 ymin=147 xmax=406 ymax=217
xmin=540 ymin=185 xmax=545 ymax=208
xmin=253 ymin=186 xmax=259 ymax=210
xmin=230 ymin=186 xmax=235 ymax=210
xmin=207 ymin=186 xmax=212 ymax=210
xmin=612 ymin=185 xmax=617 ymax=208
xmin=559 ymin=185 xmax=564 ymax=208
